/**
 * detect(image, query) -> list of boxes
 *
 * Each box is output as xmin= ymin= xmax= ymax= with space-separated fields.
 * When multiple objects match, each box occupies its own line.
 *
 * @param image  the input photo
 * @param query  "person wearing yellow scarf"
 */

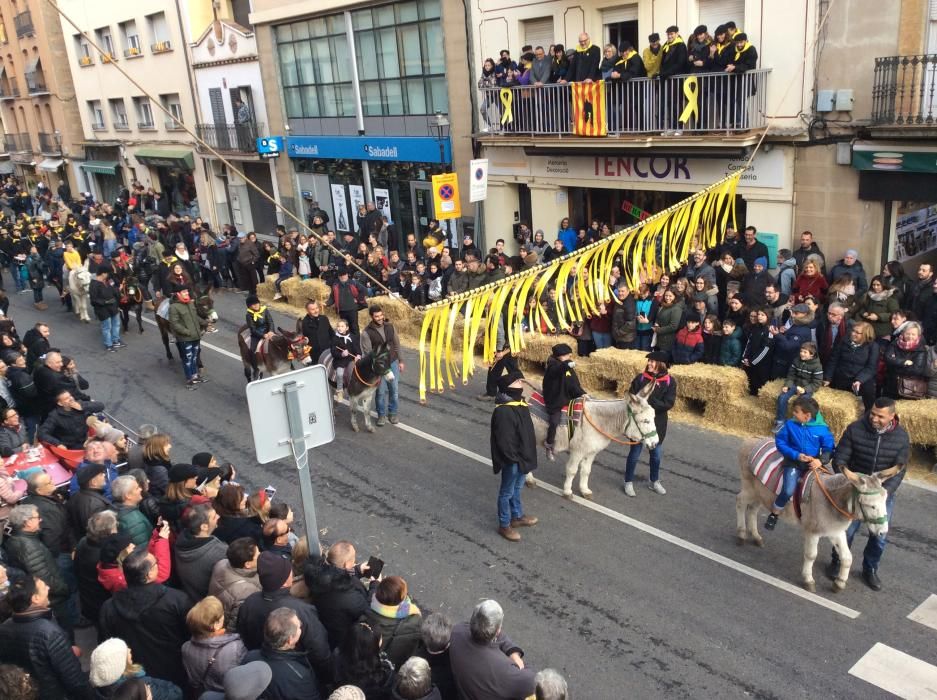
xmin=725 ymin=33 xmax=758 ymax=129
xmin=610 ymin=41 xmax=648 ymax=130
xmin=245 ymin=294 xmax=274 ymax=377
xmin=569 ymin=32 xmax=601 ymax=82
xmin=643 ymin=32 xmax=662 ymax=78
xmin=659 ymin=26 xmax=688 ymax=134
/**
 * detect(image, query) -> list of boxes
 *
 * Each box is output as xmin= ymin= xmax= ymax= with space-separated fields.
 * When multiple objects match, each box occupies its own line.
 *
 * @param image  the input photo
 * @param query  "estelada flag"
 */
xmin=571 ymin=80 xmax=607 ymax=136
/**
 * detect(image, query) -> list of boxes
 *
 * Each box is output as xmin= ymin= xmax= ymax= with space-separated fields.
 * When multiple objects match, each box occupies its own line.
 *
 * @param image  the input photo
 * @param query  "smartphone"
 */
xmin=264 ymin=485 xmax=277 ymax=501
xmin=366 ymin=556 xmax=384 ymax=578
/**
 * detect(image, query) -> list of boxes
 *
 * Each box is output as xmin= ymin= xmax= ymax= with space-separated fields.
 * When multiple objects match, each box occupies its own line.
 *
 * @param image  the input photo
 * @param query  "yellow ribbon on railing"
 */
xmin=500 ymin=88 xmax=514 ymax=125
xmin=678 ymin=76 xmax=699 ymax=125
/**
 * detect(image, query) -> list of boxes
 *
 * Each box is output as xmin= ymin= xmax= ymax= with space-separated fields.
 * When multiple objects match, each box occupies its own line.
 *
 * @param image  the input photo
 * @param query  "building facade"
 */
xmin=57 ymin=0 xmax=208 ymax=217
xmin=250 ymin=0 xmax=473 ymax=248
xmin=0 ymin=0 xmax=85 ymax=193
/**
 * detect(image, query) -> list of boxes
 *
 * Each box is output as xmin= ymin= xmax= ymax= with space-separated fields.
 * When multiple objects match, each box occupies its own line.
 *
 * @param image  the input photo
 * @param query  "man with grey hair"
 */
xmin=417 ymin=612 xmax=457 ymax=699
xmin=817 ymin=301 xmax=853 ymax=366
xmin=535 ymin=668 xmax=568 ymax=700
xmin=244 ymin=607 xmax=318 ymax=699
xmin=112 ymin=474 xmax=153 ymax=548
xmin=449 ymin=599 xmax=536 ymax=700
xmin=395 ymin=656 xmax=438 ymax=699
xmin=174 ymin=502 xmax=226 ymax=601
xmin=75 ymin=509 xmax=118 ymax=626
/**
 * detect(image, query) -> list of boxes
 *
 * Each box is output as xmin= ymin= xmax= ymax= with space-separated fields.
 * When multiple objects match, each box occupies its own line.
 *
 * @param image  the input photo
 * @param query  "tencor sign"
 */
xmin=286 ymin=135 xmax=451 ymax=164
xmin=490 ymin=149 xmax=786 ymax=189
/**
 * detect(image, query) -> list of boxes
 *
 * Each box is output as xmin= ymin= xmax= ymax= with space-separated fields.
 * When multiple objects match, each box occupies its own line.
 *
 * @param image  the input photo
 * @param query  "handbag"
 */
xmin=897 ymin=375 xmax=927 ymax=400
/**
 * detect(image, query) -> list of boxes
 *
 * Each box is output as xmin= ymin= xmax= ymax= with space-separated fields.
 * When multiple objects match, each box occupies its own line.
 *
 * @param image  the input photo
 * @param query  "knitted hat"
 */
xmin=845 ymin=249 xmax=859 ymax=259
xmin=552 ymin=343 xmax=573 ymax=358
xmin=754 ymin=257 xmax=767 ymax=269
xmin=258 ymin=550 xmax=292 ymax=591
xmin=168 ymin=463 xmax=198 ymax=483
xmin=224 ymin=661 xmax=274 ymax=700
xmin=77 ymin=463 xmax=106 ymax=488
xmin=330 ymin=686 xmax=367 ymax=700
xmin=192 ymin=452 xmax=214 ymax=469
xmin=648 ymin=32 xmax=660 ymax=42
xmin=90 ymin=637 xmax=128 ymax=687
xmin=497 ymin=370 xmax=525 ymax=393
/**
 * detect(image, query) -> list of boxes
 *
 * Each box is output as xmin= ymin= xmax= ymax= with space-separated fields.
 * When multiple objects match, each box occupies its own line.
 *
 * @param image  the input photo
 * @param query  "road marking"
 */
xmin=909 ymin=595 xmax=937 ymax=633
xmin=194 ymin=330 xmax=862 ymax=618
xmin=141 ymin=316 xmax=243 ymax=361
xmin=849 ymin=643 xmax=937 ymax=698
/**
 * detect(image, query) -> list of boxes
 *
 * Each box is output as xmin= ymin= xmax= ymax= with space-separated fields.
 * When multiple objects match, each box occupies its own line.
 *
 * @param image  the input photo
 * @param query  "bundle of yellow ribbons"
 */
xmin=417 ymin=171 xmax=743 ymax=402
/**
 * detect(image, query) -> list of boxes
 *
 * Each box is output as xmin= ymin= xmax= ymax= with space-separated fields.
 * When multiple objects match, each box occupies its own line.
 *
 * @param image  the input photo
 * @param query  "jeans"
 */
xmin=832 ymin=490 xmax=896 ymax=573
xmin=100 ymin=313 xmax=121 ymax=348
xmin=772 ymin=463 xmax=802 ymax=510
xmin=13 ymin=263 xmax=25 ymax=291
xmin=625 ymin=442 xmax=662 ymax=483
xmin=102 ymin=238 xmax=117 ymax=257
xmin=179 ymin=340 xmax=199 ymax=380
xmin=592 ymin=331 xmax=612 ymax=349
xmin=775 ymin=390 xmax=812 ymax=422
xmin=32 ymin=285 xmax=43 ymax=303
xmin=375 ymin=359 xmax=399 ymax=417
xmin=24 ymin=414 xmax=38 ymax=443
xmin=635 ymin=332 xmax=653 ymax=351
xmin=497 ymin=462 xmax=526 ymax=527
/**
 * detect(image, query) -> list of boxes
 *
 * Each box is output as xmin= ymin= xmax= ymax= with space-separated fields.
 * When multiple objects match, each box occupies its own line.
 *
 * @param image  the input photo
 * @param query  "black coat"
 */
xmin=99 ymin=583 xmax=193 ymax=686
xmin=883 ymin=342 xmax=927 ymax=399
xmin=834 ymin=415 xmax=910 ymax=494
xmin=243 ymin=646 xmax=320 ymax=700
xmin=22 ymin=493 xmax=73 ymax=554
xmin=0 ymin=609 xmax=93 ymax=700
xmin=542 ymin=357 xmax=584 ymax=412
xmin=659 ymin=39 xmax=689 ymax=78
xmin=34 ymin=366 xmax=77 ymax=415
xmin=826 ymin=341 xmax=879 ymax=386
xmin=89 ymin=278 xmax=120 ymax=321
xmin=490 ymin=394 xmax=538 ymax=475
xmin=2 ymin=531 xmax=68 ymax=602
xmin=416 ymin=645 xmax=458 ymax=700
xmin=67 ymin=487 xmax=111 ymax=538
xmin=629 ymin=372 xmax=677 ymax=442
xmin=74 ymin=534 xmax=110 ymax=623
xmin=214 ymin=514 xmax=263 ymax=544
xmin=738 ymin=240 xmax=770 ymax=272
xmin=610 ymin=52 xmax=645 ymax=80
xmin=568 ymin=45 xmax=601 ymax=82
xmin=304 ymin=559 xmax=374 ymax=650
xmin=299 ymin=314 xmax=335 ymax=363
xmin=8 ymin=365 xmax=43 ymax=418
xmin=38 ymin=401 xmax=105 ymax=449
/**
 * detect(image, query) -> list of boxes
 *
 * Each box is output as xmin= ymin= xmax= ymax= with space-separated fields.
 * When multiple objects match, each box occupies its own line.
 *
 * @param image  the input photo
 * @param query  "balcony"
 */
xmin=477 ymin=69 xmax=770 ymax=138
xmin=196 ymin=122 xmax=262 ymax=153
xmin=78 ymin=55 xmax=94 ymax=68
xmin=151 ymin=40 xmax=172 ymax=54
xmin=872 ymin=54 xmax=937 ymax=129
xmin=37 ymin=132 xmax=62 ymax=155
xmin=14 ymin=10 xmax=33 ymax=38
xmin=4 ymin=132 xmax=31 ymax=153
xmin=124 ymin=46 xmax=143 ymax=59
xmin=91 ymin=122 xmax=107 ymax=132
xmin=0 ymin=85 xmax=20 ymax=100
xmin=137 ymin=119 xmax=156 ymax=130
xmin=25 ymin=72 xmax=48 ymax=95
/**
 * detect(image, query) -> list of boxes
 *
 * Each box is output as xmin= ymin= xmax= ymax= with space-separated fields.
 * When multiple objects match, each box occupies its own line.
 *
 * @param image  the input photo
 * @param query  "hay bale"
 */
xmin=894 ymin=398 xmax=937 ymax=447
xmin=705 ymin=394 xmax=774 ymax=437
xmin=755 ymin=379 xmax=860 ymax=439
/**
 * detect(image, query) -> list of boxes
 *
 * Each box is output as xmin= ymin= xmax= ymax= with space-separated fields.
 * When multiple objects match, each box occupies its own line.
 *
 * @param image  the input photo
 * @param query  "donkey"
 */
xmin=528 ymin=382 xmax=660 ymax=499
xmin=238 ymin=327 xmax=311 ymax=382
xmin=68 ymin=267 xmax=93 ymax=323
xmin=319 ymin=344 xmax=391 ymax=433
xmin=737 ymin=437 xmax=900 ymax=592
xmin=118 ymin=272 xmax=147 ymax=334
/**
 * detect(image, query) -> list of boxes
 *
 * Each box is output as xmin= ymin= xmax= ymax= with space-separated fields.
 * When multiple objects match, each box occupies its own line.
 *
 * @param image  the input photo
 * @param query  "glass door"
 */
xmin=410 ymin=181 xmax=435 ymax=237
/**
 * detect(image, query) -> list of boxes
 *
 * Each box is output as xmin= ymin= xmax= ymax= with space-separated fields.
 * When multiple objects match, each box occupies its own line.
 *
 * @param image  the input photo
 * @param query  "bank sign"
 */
xmin=286 ymin=135 xmax=451 ymax=164
xmin=489 ymin=149 xmax=786 ymax=189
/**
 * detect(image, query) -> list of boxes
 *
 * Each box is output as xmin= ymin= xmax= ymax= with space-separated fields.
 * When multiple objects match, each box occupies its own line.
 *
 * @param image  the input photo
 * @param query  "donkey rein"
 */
xmin=582 ymin=404 xmax=639 ymax=446
xmin=809 ymin=465 xmax=858 ymax=521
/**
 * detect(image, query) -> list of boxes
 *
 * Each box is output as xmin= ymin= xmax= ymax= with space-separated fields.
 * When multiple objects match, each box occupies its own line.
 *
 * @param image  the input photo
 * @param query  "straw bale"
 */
xmin=755 ymin=379 xmax=860 ymax=440
xmin=893 ymin=398 xmax=937 ymax=447
xmin=705 ymin=394 xmax=774 ymax=437
xmin=256 ymin=278 xmax=329 ymax=310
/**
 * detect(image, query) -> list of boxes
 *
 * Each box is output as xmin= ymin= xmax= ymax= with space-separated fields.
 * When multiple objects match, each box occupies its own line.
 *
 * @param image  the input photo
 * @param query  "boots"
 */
xmin=497 ymin=526 xmax=520 ymax=542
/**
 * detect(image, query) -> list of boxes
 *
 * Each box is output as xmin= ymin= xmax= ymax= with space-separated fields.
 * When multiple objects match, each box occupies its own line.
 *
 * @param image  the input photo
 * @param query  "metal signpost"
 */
xmin=245 ymin=364 xmax=334 ymax=551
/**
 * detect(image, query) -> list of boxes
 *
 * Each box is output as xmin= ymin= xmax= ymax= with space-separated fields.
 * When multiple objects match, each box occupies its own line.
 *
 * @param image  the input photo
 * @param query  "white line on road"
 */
xmin=193 ymin=327 xmax=861 ymax=618
xmin=141 ymin=316 xmax=243 ymax=361
xmin=909 ymin=595 xmax=937 ymax=633
xmin=849 ymin=642 xmax=937 ymax=698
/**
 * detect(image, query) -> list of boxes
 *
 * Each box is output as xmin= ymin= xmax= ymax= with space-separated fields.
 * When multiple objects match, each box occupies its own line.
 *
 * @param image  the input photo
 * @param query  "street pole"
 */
xmin=282 ymin=380 xmax=320 ymax=552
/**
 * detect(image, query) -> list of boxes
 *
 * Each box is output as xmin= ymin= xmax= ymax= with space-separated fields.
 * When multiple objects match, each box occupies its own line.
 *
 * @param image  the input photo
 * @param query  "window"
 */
xmin=929 ymin=0 xmax=937 ymax=54
xmin=697 ymin=0 xmax=745 ymax=36
xmin=146 ymin=12 xmax=171 ymax=52
xmin=133 ymin=96 xmax=154 ymax=128
xmin=95 ymin=27 xmax=115 ymax=57
xmin=521 ymin=17 xmax=554 ymax=52
xmin=275 ymin=19 xmax=353 ymax=118
xmin=160 ymin=93 xmax=183 ymax=128
xmin=109 ymin=97 xmax=129 ymax=129
xmin=87 ymin=100 xmax=105 ymax=129
xmin=601 ymin=6 xmax=638 ymax=50
xmin=119 ymin=19 xmax=141 ymax=56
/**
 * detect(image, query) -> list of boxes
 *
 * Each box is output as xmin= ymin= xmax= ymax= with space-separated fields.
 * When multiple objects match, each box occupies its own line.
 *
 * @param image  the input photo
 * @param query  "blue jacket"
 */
xmin=557 ymin=227 xmax=577 ymax=254
xmin=69 ymin=460 xmax=119 ymax=500
xmin=775 ymin=414 xmax=835 ymax=464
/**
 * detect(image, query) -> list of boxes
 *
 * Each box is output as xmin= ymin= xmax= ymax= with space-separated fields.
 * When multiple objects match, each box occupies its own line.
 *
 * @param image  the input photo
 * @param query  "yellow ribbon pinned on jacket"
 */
xmin=678 ymin=76 xmax=700 ymax=125
xmin=500 ymin=88 xmax=514 ymax=125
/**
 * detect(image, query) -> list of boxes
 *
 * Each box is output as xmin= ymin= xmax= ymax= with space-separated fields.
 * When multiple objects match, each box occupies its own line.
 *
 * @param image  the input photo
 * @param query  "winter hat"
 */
xmin=77 ymin=462 xmax=106 ymax=488
xmin=734 ymin=32 xmax=748 ymax=41
xmin=224 ymin=661 xmax=274 ymax=700
xmin=90 ymin=637 xmax=128 ymax=687
xmin=693 ymin=25 xmax=707 ymax=35
xmin=714 ymin=24 xmax=727 ymax=36
xmin=196 ymin=467 xmax=223 ymax=491
xmin=330 ymin=687 xmax=367 ymax=700
xmin=192 ymin=452 xmax=214 ymax=469
xmin=754 ymin=257 xmax=767 ymax=269
xmin=258 ymin=550 xmax=292 ymax=591
xmin=552 ymin=343 xmax=573 ymax=358
xmin=497 ymin=370 xmax=525 ymax=393
xmin=648 ymin=33 xmax=660 ymax=42
xmin=646 ymin=350 xmax=670 ymax=365
xmin=845 ymin=249 xmax=859 ymax=259
xmin=99 ymin=533 xmax=133 ymax=565
xmin=791 ymin=303 xmax=810 ymax=314
xmin=168 ymin=463 xmax=198 ymax=483
xmin=246 ymin=294 xmax=260 ymax=307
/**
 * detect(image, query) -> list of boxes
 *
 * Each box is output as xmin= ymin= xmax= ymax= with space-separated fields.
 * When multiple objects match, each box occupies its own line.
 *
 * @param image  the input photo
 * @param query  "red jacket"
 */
xmin=97 ymin=529 xmax=171 ymax=592
xmin=792 ymin=273 xmax=828 ymax=303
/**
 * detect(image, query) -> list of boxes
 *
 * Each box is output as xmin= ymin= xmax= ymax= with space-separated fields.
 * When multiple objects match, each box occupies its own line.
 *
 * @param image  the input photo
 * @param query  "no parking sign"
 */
xmin=469 ymin=158 xmax=488 ymax=203
xmin=431 ymin=172 xmax=461 ymax=220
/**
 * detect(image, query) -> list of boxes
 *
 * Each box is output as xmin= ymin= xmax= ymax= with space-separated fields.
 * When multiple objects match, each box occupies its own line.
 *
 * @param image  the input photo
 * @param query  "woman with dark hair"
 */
xmin=212 ymin=483 xmax=262 ymax=544
xmin=366 ymin=575 xmax=423 ymax=669
xmin=158 ymin=464 xmax=198 ymax=531
xmin=331 ymin=622 xmax=395 ymax=699
xmin=742 ymin=308 xmax=774 ymax=395
xmin=825 ymin=321 xmax=879 ymax=410
xmin=882 ymin=260 xmax=911 ymax=304
xmin=853 ymin=275 xmax=899 ymax=339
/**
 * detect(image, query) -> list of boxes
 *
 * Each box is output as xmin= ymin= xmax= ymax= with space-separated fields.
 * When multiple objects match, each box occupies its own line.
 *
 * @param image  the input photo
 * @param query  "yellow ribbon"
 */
xmin=678 ymin=76 xmax=699 ymax=125
xmin=500 ymin=89 xmax=514 ymax=125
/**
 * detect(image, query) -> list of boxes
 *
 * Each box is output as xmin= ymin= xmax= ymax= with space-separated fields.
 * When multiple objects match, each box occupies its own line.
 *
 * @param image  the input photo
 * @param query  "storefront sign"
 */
xmin=431 ymin=173 xmax=461 ymax=219
xmin=489 ymin=149 xmax=786 ymax=189
xmin=852 ymin=145 xmax=937 ymax=174
xmin=286 ymin=135 xmax=452 ymax=164
xmin=469 ymin=159 xmax=488 ymax=202
xmin=257 ymin=136 xmax=284 ymax=159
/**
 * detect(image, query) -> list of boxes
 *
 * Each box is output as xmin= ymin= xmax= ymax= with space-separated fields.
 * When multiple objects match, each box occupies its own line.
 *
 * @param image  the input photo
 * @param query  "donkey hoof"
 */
xmin=736 ymin=536 xmax=746 ymax=546
xmin=351 ymin=424 xmax=359 ymax=433
xmin=581 ymin=492 xmax=593 ymax=501
xmin=562 ymin=492 xmax=573 ymax=500
xmin=753 ymin=537 xmax=765 ymax=548
xmin=803 ymin=581 xmax=816 ymax=593
xmin=832 ymin=579 xmax=846 ymax=593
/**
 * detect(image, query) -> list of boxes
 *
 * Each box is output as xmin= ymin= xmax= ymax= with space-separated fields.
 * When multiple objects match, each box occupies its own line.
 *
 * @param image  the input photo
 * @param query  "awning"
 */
xmin=37 ymin=158 xmax=63 ymax=171
xmin=852 ymin=143 xmax=937 ymax=174
xmin=134 ymin=147 xmax=194 ymax=170
xmin=79 ymin=160 xmax=119 ymax=175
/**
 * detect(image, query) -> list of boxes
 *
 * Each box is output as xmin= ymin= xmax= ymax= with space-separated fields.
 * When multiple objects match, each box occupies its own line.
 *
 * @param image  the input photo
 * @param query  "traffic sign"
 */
xmin=469 ymin=158 xmax=488 ymax=202
xmin=431 ymin=172 xmax=461 ymax=219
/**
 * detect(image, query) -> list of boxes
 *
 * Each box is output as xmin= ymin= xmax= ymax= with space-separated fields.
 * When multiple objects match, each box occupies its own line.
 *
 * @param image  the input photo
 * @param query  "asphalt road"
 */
xmin=13 ymin=287 xmax=937 ymax=699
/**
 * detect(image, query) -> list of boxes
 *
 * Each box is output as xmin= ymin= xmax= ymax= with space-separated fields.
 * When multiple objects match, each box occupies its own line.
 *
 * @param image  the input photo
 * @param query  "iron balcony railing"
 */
xmin=37 ymin=132 xmax=62 ymax=155
xmin=872 ymin=54 xmax=937 ymax=126
xmin=478 ymin=69 xmax=770 ymax=136
xmin=195 ymin=122 xmax=262 ymax=153
xmin=14 ymin=11 xmax=33 ymax=38
xmin=4 ymin=133 xmax=31 ymax=153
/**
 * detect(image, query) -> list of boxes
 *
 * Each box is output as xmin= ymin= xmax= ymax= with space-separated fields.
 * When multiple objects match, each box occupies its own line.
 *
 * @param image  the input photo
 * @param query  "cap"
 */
xmin=246 ymin=294 xmax=260 ymax=307
xmin=99 ymin=533 xmax=133 ymax=565
xmin=223 ymin=661 xmax=273 ymax=700
xmin=77 ymin=462 xmax=106 ymax=488
xmin=196 ymin=467 xmax=223 ymax=490
xmin=648 ymin=32 xmax=660 ymax=42
xmin=497 ymin=370 xmax=525 ymax=393
xmin=694 ymin=25 xmax=707 ymax=35
xmin=257 ymin=550 xmax=292 ymax=591
xmin=714 ymin=24 xmax=728 ymax=36
xmin=552 ymin=343 xmax=573 ymax=358
xmin=618 ymin=41 xmax=634 ymax=53
xmin=646 ymin=350 xmax=670 ymax=364
xmin=734 ymin=32 xmax=748 ymax=41
xmin=168 ymin=463 xmax=199 ymax=483
xmin=791 ymin=303 xmax=810 ymax=314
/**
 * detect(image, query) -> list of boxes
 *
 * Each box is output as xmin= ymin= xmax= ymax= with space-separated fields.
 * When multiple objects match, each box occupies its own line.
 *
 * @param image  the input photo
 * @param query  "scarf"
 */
xmin=868 ymin=288 xmax=892 ymax=302
xmin=176 ymin=249 xmax=189 ymax=262
xmin=576 ymin=42 xmax=593 ymax=53
xmin=663 ymin=36 xmax=684 ymax=53
xmin=897 ymin=336 xmax=920 ymax=351
xmin=734 ymin=42 xmax=752 ymax=61
xmin=247 ymin=306 xmax=267 ymax=323
xmin=617 ymin=50 xmax=637 ymax=64
xmin=370 ymin=595 xmax=421 ymax=620
xmin=642 ymin=370 xmax=671 ymax=386
xmin=335 ymin=331 xmax=352 ymax=345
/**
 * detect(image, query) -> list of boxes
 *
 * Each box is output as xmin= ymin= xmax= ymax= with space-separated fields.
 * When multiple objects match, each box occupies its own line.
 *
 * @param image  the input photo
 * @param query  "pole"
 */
xmin=283 ymin=381 xmax=320 ymax=552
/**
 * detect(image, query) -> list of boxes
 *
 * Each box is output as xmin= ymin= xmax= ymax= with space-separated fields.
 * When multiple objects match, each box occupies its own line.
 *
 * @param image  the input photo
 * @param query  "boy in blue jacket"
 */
xmin=765 ymin=395 xmax=835 ymax=531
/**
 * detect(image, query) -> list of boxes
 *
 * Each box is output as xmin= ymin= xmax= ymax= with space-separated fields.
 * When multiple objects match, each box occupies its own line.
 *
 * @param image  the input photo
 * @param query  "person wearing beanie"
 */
xmin=90 ymin=636 xmax=184 ymax=699
xmin=541 ymin=343 xmax=585 ymax=460
xmin=643 ymin=32 xmax=662 ymax=78
xmin=478 ymin=342 xmax=520 ymax=401
xmin=66 ymin=462 xmax=111 ymax=538
xmin=725 ymin=31 xmax=758 ymax=128
xmin=742 ymin=254 xmax=774 ymax=307
xmin=236 ymin=550 xmax=332 ymax=678
xmin=828 ymin=248 xmax=869 ymax=298
xmin=609 ymin=41 xmax=647 ymax=130
xmin=769 ymin=301 xmax=816 ymax=380
xmin=490 ymin=370 xmax=538 ymax=541
xmin=623 ymin=351 xmax=676 ymax=497
xmin=330 ymin=685 xmax=367 ymax=700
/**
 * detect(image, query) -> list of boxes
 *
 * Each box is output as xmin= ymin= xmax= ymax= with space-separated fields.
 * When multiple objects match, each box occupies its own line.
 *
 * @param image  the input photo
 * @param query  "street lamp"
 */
xmin=427 ymin=111 xmax=449 ymax=167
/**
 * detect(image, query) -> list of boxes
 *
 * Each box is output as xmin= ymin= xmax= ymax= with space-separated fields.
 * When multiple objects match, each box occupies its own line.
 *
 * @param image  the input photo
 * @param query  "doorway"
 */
xmin=410 ymin=181 xmax=435 ymax=237
xmin=602 ymin=5 xmax=638 ymax=51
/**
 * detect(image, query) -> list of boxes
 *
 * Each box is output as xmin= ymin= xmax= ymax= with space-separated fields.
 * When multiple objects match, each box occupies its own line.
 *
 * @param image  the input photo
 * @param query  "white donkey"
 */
xmin=68 ymin=266 xmax=93 ymax=323
xmin=737 ymin=438 xmax=899 ymax=592
xmin=529 ymin=382 xmax=660 ymax=499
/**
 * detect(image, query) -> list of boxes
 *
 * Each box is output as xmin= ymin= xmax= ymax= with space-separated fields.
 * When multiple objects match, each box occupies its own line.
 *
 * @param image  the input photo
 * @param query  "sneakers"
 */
xmin=113 ymin=341 xmax=127 ymax=349
xmin=376 ymin=416 xmax=386 ymax=427
xmin=623 ymin=482 xmax=636 ymax=497
xmin=388 ymin=414 xmax=399 ymax=425
xmin=497 ymin=526 xmax=521 ymax=542
xmin=273 ymin=293 xmax=283 ymax=300
xmin=192 ymin=376 xmax=209 ymax=384
xmin=543 ymin=442 xmax=555 ymax=461
xmin=510 ymin=515 xmax=538 ymax=527
xmin=649 ymin=481 xmax=667 ymax=495
xmin=862 ymin=569 xmax=882 ymax=591
xmin=764 ymin=513 xmax=779 ymax=530
xmin=186 ymin=380 xmax=198 ymax=391
xmin=107 ymin=346 xmax=117 ymax=353
xmin=772 ymin=420 xmax=784 ymax=434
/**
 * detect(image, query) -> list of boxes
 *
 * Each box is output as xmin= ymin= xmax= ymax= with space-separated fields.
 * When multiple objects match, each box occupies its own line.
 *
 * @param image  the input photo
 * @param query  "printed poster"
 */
xmin=330 ymin=184 xmax=349 ymax=232
xmin=374 ymin=187 xmax=392 ymax=223
xmin=349 ymin=184 xmax=365 ymax=219
xmin=895 ymin=201 xmax=937 ymax=262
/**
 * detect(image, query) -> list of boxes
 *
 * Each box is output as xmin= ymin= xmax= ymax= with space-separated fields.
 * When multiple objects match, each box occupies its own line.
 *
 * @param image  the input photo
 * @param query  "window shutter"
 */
xmin=697 ymin=0 xmax=746 ymax=33
xmin=521 ymin=17 xmax=554 ymax=51
xmin=602 ymin=5 xmax=639 ymax=25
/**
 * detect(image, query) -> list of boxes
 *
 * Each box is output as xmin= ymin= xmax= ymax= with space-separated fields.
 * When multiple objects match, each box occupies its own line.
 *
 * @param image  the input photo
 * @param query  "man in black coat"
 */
xmin=89 ymin=267 xmax=124 ymax=351
xmin=568 ymin=32 xmax=601 ymax=82
xmin=303 ymin=541 xmax=376 ymax=650
xmin=238 ymin=551 xmax=331 ymax=679
xmin=243 ymin=607 xmax=320 ymax=700
xmin=67 ymin=464 xmax=111 ymax=538
xmin=659 ymin=26 xmax=688 ymax=132
xmin=37 ymin=389 xmax=105 ymax=449
xmin=99 ymin=548 xmax=193 ymax=686
xmin=792 ymin=230 xmax=825 ymax=273
xmin=297 ymin=300 xmax=335 ymax=363
xmin=74 ymin=510 xmax=116 ymax=630
xmin=829 ymin=398 xmax=910 ymax=592
xmin=6 ymin=351 xmax=42 ymax=440
xmin=34 ymin=351 xmax=85 ymax=418
xmin=726 ymin=32 xmax=759 ymax=128
xmin=737 ymin=226 xmax=770 ymax=272
xmin=0 ymin=575 xmax=93 ymax=700
xmin=541 ymin=343 xmax=585 ymax=459
xmin=490 ymin=371 xmax=538 ymax=542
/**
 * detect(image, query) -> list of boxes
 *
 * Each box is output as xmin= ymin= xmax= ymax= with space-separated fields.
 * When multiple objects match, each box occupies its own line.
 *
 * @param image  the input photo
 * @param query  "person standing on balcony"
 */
xmin=233 ymin=97 xmax=254 ymax=151
xmin=688 ymin=25 xmax=712 ymax=129
xmin=495 ymin=50 xmax=517 ymax=86
xmin=568 ymin=33 xmax=601 ymax=83
xmin=609 ymin=41 xmax=646 ymax=131
xmin=725 ymin=33 xmax=758 ymax=130
xmin=531 ymin=46 xmax=551 ymax=85
xmin=711 ymin=25 xmax=733 ymax=129
xmin=659 ymin=26 xmax=688 ymax=135
xmin=549 ymin=44 xmax=569 ymax=83
xmin=642 ymin=33 xmax=662 ymax=78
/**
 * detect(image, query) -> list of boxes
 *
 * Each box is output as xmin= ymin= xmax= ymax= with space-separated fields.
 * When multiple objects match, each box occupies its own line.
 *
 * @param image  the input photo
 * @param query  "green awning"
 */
xmin=134 ymin=147 xmax=194 ymax=170
xmin=852 ymin=144 xmax=937 ymax=174
xmin=79 ymin=160 xmax=119 ymax=175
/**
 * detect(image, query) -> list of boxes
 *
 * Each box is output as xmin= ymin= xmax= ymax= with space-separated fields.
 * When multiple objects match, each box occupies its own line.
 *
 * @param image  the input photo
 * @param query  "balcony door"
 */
xmin=209 ymin=87 xmax=231 ymax=151
xmin=602 ymin=5 xmax=637 ymax=52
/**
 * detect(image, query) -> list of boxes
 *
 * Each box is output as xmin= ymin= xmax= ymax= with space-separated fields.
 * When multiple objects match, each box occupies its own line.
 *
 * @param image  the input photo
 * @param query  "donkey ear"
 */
xmin=637 ymin=380 xmax=655 ymax=399
xmin=841 ymin=466 xmax=861 ymax=485
xmin=875 ymin=465 xmax=903 ymax=481
xmin=277 ymin=327 xmax=291 ymax=337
